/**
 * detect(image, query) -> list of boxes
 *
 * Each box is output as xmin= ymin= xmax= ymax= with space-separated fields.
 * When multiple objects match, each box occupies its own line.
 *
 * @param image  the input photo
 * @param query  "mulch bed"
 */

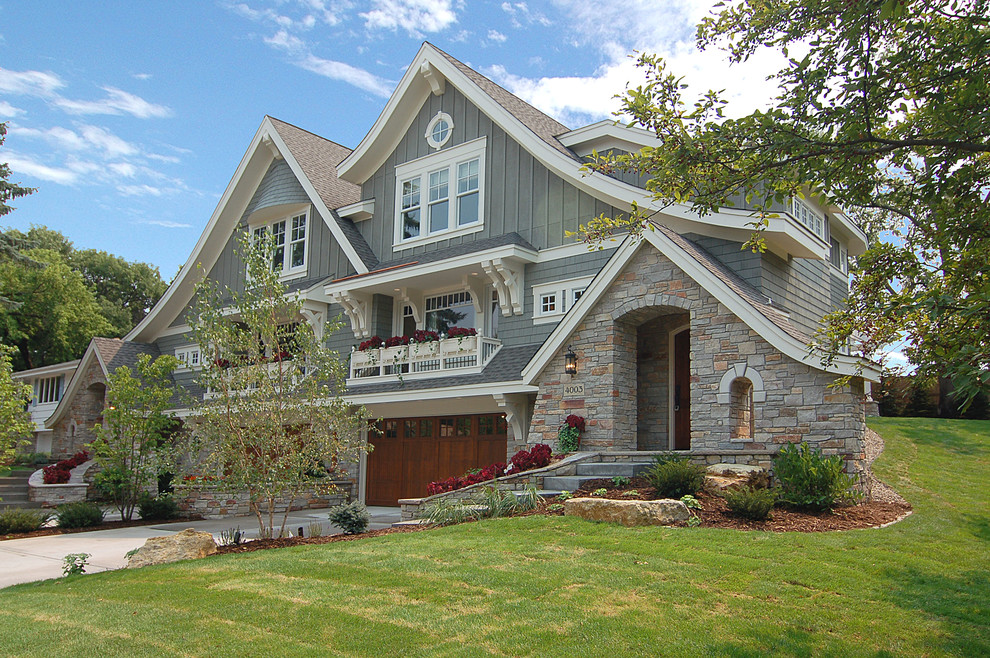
xmin=0 ymin=516 xmax=204 ymax=542
xmin=215 ymin=525 xmax=428 ymax=554
xmin=563 ymin=476 xmax=912 ymax=532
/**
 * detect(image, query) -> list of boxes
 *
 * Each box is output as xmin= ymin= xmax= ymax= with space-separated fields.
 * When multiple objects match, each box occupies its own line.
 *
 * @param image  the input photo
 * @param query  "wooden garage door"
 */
xmin=366 ymin=414 xmax=508 ymax=506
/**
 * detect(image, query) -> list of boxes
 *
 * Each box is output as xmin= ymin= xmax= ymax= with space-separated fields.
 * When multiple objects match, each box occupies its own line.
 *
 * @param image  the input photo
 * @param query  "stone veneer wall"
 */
xmin=50 ymin=360 xmax=107 ymax=460
xmin=527 ymin=245 xmax=867 ymax=472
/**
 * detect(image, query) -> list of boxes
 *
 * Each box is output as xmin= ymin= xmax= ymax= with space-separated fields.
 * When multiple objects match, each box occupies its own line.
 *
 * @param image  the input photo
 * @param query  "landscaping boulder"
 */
xmin=706 ymin=463 xmax=763 ymax=477
xmin=564 ymin=497 xmax=689 ymax=527
xmin=126 ymin=528 xmax=217 ymax=568
xmin=705 ymin=463 xmax=765 ymax=492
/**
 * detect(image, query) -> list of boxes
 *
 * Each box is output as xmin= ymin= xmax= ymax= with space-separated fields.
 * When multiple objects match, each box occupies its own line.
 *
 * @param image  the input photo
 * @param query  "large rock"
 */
xmin=127 ymin=528 xmax=217 ymax=568
xmin=706 ymin=463 xmax=764 ymax=477
xmin=564 ymin=497 xmax=689 ymax=527
xmin=705 ymin=463 xmax=766 ymax=493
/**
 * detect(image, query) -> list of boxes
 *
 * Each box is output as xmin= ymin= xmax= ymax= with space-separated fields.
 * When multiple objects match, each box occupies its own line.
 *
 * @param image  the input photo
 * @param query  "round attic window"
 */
xmin=425 ymin=111 xmax=452 ymax=149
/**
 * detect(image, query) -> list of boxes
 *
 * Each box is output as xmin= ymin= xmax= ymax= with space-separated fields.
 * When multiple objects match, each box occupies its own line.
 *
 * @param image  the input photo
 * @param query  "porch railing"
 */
xmin=348 ymin=336 xmax=501 ymax=383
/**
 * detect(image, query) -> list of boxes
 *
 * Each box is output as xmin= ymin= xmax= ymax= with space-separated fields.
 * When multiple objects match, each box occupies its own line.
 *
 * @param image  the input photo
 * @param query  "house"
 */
xmin=13 ymin=359 xmax=78 ymax=455
xmin=40 ymin=43 xmax=879 ymax=508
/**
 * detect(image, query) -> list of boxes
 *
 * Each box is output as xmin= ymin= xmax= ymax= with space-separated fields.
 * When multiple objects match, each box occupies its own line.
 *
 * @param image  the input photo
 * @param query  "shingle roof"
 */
xmin=92 ymin=338 xmax=161 ymax=373
xmin=267 ymin=117 xmax=379 ymax=269
xmin=430 ymin=44 xmax=577 ymax=161
xmin=651 ymin=222 xmax=812 ymax=344
xmin=345 ymin=343 xmax=541 ymax=396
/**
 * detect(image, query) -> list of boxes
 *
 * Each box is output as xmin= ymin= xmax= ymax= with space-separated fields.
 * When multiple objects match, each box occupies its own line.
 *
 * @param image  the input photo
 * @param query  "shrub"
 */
xmin=644 ymin=456 xmax=706 ymax=498
xmin=56 ymin=502 xmax=105 ymax=529
xmin=773 ymin=443 xmax=861 ymax=511
xmin=422 ymin=485 xmax=539 ymax=526
xmin=509 ymin=444 xmax=552 ymax=472
xmin=329 ymin=501 xmax=370 ymax=535
xmin=426 ymin=462 xmax=507 ymax=495
xmin=62 ymin=552 xmax=91 ymax=577
xmin=42 ymin=450 xmax=90 ymax=484
xmin=0 ymin=507 xmax=52 ymax=534
xmin=725 ymin=486 xmax=777 ymax=520
xmin=138 ymin=493 xmax=179 ymax=521
xmin=611 ymin=476 xmax=631 ymax=488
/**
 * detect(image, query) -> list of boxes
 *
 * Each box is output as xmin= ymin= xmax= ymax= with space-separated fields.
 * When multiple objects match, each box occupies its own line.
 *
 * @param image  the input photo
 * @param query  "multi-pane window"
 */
xmin=791 ymin=198 xmax=825 ymax=240
xmin=532 ymin=276 xmax=595 ymax=322
xmin=830 ymin=238 xmax=849 ymax=274
xmin=425 ymin=291 xmax=475 ymax=333
xmin=394 ymin=138 xmax=486 ymax=246
xmin=175 ymin=346 xmax=202 ymax=369
xmin=33 ymin=376 xmax=63 ymax=405
xmin=253 ymin=211 xmax=307 ymax=274
xmin=541 ymin=293 xmax=557 ymax=314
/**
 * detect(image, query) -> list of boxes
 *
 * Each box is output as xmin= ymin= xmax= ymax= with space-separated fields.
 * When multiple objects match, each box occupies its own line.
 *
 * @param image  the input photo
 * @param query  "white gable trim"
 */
xmin=521 ymin=232 xmax=880 ymax=384
xmin=127 ymin=118 xmax=369 ymax=343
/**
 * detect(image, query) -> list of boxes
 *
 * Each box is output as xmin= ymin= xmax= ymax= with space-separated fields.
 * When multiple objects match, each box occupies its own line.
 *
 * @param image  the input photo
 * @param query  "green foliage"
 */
xmin=679 ymin=494 xmax=702 ymax=510
xmin=579 ymin=0 xmax=990 ymax=407
xmin=621 ymin=490 xmax=640 ymax=497
xmin=90 ymin=353 xmax=180 ymax=521
xmin=61 ymin=553 xmax=90 ymax=577
xmin=773 ymin=443 xmax=861 ymax=511
xmin=218 ymin=527 xmax=244 ymax=547
xmin=546 ymin=503 xmax=564 ymax=513
xmin=0 ymin=507 xmax=51 ymax=534
xmin=644 ymin=456 xmax=706 ymax=499
xmin=0 ymin=346 xmax=33 ymax=475
xmin=611 ymin=476 xmax=631 ymax=488
xmin=13 ymin=452 xmax=49 ymax=466
xmin=137 ymin=493 xmax=179 ymax=521
xmin=55 ymin=502 xmax=105 ymax=529
xmin=555 ymin=491 xmax=573 ymax=501
xmin=724 ymin=486 xmax=777 ymax=521
xmin=422 ymin=486 xmax=539 ymax=526
xmin=557 ymin=425 xmax=580 ymax=453
xmin=329 ymin=501 xmax=371 ymax=535
xmin=182 ymin=232 xmax=371 ymax=538
xmin=590 ymin=488 xmax=608 ymax=497
xmin=0 ymin=123 xmax=36 ymax=273
xmin=307 ymin=522 xmax=323 ymax=538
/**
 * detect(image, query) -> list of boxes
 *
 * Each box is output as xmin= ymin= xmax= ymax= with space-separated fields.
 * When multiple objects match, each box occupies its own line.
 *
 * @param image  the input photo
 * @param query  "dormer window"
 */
xmin=252 ymin=210 xmax=308 ymax=277
xmin=394 ymin=137 xmax=486 ymax=249
xmin=790 ymin=197 xmax=825 ymax=240
xmin=425 ymin=111 xmax=453 ymax=150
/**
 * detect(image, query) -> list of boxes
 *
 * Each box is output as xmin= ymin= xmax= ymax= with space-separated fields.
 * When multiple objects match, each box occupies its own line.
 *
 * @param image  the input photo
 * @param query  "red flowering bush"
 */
xmin=42 ymin=450 xmax=90 ymax=484
xmin=446 ymin=327 xmax=477 ymax=338
xmin=510 ymin=444 xmax=552 ymax=472
xmin=358 ymin=336 xmax=383 ymax=351
xmin=384 ymin=335 xmax=410 ymax=348
xmin=412 ymin=329 xmax=439 ymax=343
xmin=213 ymin=357 xmax=231 ymax=368
xmin=426 ymin=461 xmax=508 ymax=495
xmin=564 ymin=415 xmax=585 ymax=432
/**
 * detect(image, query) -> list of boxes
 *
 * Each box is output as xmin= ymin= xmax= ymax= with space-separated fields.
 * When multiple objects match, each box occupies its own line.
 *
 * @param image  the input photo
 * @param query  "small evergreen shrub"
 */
xmin=56 ymin=502 xmax=105 ymax=529
xmin=645 ymin=456 xmax=706 ymax=498
xmin=773 ymin=443 xmax=861 ymax=511
xmin=724 ymin=486 xmax=777 ymax=520
xmin=138 ymin=493 xmax=179 ymax=521
xmin=611 ymin=476 xmax=631 ymax=488
xmin=329 ymin=501 xmax=370 ymax=535
xmin=0 ymin=507 xmax=52 ymax=534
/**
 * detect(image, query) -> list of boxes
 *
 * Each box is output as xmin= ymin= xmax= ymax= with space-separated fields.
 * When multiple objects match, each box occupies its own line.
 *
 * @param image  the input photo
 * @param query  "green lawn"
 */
xmin=0 ymin=418 xmax=986 ymax=657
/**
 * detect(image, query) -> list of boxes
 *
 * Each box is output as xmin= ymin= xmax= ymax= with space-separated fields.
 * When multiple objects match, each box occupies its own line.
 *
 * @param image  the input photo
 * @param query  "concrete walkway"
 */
xmin=0 ymin=506 xmax=401 ymax=589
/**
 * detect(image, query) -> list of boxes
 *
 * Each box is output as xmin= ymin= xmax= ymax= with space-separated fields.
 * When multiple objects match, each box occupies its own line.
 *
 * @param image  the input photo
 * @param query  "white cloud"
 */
xmin=15 ymin=124 xmax=140 ymax=158
xmin=109 ymin=162 xmax=138 ymax=178
xmin=118 ymin=184 xmax=166 ymax=197
xmin=4 ymin=152 xmax=79 ymax=185
xmin=501 ymin=2 xmax=551 ymax=28
xmin=0 ymin=101 xmax=25 ymax=118
xmin=361 ymin=0 xmax=459 ymax=36
xmin=487 ymin=29 xmax=507 ymax=44
xmin=0 ymin=68 xmax=64 ymax=97
xmin=139 ymin=219 xmax=192 ymax=228
xmin=132 ymin=73 xmax=153 ymax=80
xmin=53 ymin=87 xmax=172 ymax=119
xmin=298 ymin=54 xmax=393 ymax=97
xmin=265 ymin=29 xmax=306 ymax=52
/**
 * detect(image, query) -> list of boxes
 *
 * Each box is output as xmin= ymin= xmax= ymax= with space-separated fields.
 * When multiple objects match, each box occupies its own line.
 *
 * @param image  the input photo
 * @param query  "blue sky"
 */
xmin=1 ymin=0 xmax=782 ymax=281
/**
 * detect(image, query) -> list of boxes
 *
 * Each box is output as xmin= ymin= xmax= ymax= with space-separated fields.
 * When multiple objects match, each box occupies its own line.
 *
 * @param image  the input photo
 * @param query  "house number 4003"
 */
xmin=563 ymin=383 xmax=585 ymax=396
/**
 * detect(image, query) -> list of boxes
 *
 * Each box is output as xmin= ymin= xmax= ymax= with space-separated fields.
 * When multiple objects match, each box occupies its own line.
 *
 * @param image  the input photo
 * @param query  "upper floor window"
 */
xmin=252 ymin=211 xmax=308 ymax=277
xmin=830 ymin=238 xmax=849 ymax=274
xmin=425 ymin=111 xmax=453 ymax=150
xmin=790 ymin=197 xmax=825 ymax=240
xmin=425 ymin=291 xmax=475 ymax=333
xmin=175 ymin=346 xmax=202 ymax=370
xmin=394 ymin=137 xmax=486 ymax=249
xmin=533 ymin=276 xmax=595 ymax=324
xmin=33 ymin=375 xmax=63 ymax=406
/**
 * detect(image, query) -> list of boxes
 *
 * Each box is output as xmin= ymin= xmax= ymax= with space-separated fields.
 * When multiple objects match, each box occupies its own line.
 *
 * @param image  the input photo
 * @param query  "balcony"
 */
xmin=348 ymin=335 xmax=502 ymax=384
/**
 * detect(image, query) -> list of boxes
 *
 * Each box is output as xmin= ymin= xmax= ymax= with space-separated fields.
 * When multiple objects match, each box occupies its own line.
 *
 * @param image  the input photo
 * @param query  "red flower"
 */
xmin=564 ymin=415 xmax=586 ymax=432
xmin=358 ymin=336 xmax=384 ymax=351
xmin=447 ymin=327 xmax=477 ymax=338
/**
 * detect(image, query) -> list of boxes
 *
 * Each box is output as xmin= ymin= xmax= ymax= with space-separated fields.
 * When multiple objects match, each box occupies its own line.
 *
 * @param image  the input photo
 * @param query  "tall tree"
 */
xmin=182 ymin=232 xmax=371 ymax=537
xmin=0 ymin=346 xmax=33 ymax=473
xmin=0 ymin=248 xmax=112 ymax=370
xmin=0 ymin=123 xmax=36 ymax=263
xmin=70 ymin=249 xmax=168 ymax=337
xmin=583 ymin=0 xmax=990 ymax=405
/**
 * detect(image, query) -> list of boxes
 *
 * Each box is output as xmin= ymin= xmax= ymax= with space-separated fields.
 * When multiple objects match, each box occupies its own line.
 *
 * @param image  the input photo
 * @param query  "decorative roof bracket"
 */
xmin=494 ymin=393 xmax=533 ymax=444
xmin=420 ymin=61 xmax=446 ymax=96
xmin=328 ymin=291 xmax=373 ymax=339
xmin=482 ymin=258 xmax=524 ymax=316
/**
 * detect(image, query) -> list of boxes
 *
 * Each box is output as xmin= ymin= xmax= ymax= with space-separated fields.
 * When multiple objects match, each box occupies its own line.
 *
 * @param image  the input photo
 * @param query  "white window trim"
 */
xmin=425 ymin=111 xmax=453 ymax=150
xmin=829 ymin=237 xmax=849 ymax=275
xmin=789 ymin=197 xmax=826 ymax=241
xmin=532 ymin=276 xmax=595 ymax=325
xmin=175 ymin=345 xmax=203 ymax=371
xmin=393 ymin=137 xmax=486 ymax=251
xmin=250 ymin=207 xmax=310 ymax=281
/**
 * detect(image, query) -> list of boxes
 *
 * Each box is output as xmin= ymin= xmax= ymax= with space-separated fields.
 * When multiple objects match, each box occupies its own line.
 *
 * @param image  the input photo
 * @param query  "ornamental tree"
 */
xmin=0 ymin=346 xmax=33 ymax=476
xmin=90 ymin=353 xmax=181 ymax=520
xmin=581 ymin=0 xmax=990 ymax=405
xmin=183 ymin=232 xmax=371 ymax=537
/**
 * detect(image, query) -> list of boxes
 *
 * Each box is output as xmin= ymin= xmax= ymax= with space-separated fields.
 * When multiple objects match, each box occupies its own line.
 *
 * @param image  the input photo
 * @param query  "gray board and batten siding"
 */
xmin=357 ymin=85 xmax=628 ymax=258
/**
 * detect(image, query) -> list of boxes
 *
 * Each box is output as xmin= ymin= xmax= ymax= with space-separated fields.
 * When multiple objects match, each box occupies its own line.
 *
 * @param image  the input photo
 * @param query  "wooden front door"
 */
xmin=366 ymin=413 xmax=508 ymax=506
xmin=673 ymin=329 xmax=691 ymax=450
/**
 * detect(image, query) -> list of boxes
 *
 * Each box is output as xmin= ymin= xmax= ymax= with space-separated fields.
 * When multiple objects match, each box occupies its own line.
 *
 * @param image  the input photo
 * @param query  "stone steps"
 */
xmin=544 ymin=462 xmax=655 ymax=493
xmin=0 ymin=470 xmax=42 ymax=510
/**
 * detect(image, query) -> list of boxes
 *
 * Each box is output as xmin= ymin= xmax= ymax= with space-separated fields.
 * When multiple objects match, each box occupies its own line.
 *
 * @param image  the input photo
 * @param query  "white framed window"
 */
xmin=33 ymin=376 xmax=63 ymax=406
xmin=829 ymin=238 xmax=849 ymax=274
xmin=425 ymin=111 xmax=453 ymax=150
xmin=532 ymin=276 xmax=595 ymax=324
xmin=394 ymin=137 xmax=486 ymax=249
xmin=790 ymin=197 xmax=825 ymax=240
xmin=252 ymin=210 xmax=308 ymax=277
xmin=175 ymin=345 xmax=202 ymax=370
xmin=425 ymin=291 xmax=476 ymax=333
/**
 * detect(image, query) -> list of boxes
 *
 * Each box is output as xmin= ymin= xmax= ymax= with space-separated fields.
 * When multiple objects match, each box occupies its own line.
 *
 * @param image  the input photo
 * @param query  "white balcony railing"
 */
xmin=348 ymin=336 xmax=501 ymax=383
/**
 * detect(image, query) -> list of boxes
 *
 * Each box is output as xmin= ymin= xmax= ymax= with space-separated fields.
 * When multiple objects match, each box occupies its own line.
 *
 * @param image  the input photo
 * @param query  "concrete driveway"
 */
xmin=0 ymin=506 xmax=401 ymax=589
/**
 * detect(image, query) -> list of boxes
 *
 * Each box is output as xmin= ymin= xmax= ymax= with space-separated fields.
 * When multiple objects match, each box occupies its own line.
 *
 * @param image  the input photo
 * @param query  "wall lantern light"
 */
xmin=564 ymin=345 xmax=577 ymax=375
